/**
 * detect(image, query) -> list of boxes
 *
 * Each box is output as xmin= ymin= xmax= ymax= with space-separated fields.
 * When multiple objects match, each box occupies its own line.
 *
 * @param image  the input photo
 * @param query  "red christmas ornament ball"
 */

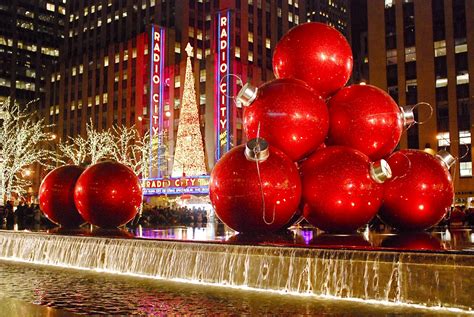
xmin=241 ymin=78 xmax=329 ymax=161
xmin=74 ymin=161 xmax=142 ymax=228
xmin=379 ymin=150 xmax=454 ymax=231
xmin=301 ymin=146 xmax=389 ymax=233
xmin=327 ymin=84 xmax=405 ymax=161
xmin=210 ymin=139 xmax=301 ymax=233
xmin=39 ymin=165 xmax=86 ymax=227
xmin=273 ymin=22 xmax=353 ymax=98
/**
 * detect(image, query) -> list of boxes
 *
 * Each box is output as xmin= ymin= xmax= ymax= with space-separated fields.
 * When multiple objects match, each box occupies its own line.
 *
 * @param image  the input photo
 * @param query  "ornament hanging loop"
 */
xmin=219 ymin=73 xmax=248 ymax=108
xmin=387 ymin=151 xmax=413 ymax=180
xmin=413 ymin=102 xmax=434 ymax=125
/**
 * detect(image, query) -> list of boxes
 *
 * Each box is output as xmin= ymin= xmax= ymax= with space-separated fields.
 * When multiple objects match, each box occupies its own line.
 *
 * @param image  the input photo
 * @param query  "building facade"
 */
xmin=45 ymin=0 xmax=306 ymax=182
xmin=0 ymin=0 xmax=65 ymax=105
xmin=306 ymin=0 xmax=351 ymax=42
xmin=366 ymin=0 xmax=474 ymax=200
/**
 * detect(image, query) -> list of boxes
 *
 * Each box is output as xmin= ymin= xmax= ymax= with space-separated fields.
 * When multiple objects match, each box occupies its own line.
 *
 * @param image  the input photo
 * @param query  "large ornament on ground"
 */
xmin=300 ymin=146 xmax=391 ymax=233
xmin=210 ymin=138 xmax=301 ymax=233
xmin=272 ymin=22 xmax=353 ymax=98
xmin=327 ymin=84 xmax=414 ymax=161
xmin=238 ymin=78 xmax=329 ymax=161
xmin=39 ymin=165 xmax=86 ymax=227
xmin=74 ymin=161 xmax=142 ymax=228
xmin=379 ymin=150 xmax=455 ymax=231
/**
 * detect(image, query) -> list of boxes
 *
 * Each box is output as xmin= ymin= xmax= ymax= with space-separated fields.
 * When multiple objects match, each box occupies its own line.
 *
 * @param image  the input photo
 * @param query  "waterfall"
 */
xmin=0 ymin=230 xmax=472 ymax=311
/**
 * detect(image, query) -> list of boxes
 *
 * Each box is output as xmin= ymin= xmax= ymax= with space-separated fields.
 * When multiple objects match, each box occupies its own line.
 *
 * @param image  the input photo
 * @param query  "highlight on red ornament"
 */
xmin=209 ymin=138 xmax=301 ymax=233
xmin=379 ymin=149 xmax=455 ymax=231
xmin=272 ymin=22 xmax=353 ymax=98
xmin=39 ymin=165 xmax=86 ymax=228
xmin=327 ymin=84 xmax=415 ymax=161
xmin=74 ymin=161 xmax=143 ymax=228
xmin=300 ymin=146 xmax=392 ymax=233
xmin=238 ymin=78 xmax=329 ymax=162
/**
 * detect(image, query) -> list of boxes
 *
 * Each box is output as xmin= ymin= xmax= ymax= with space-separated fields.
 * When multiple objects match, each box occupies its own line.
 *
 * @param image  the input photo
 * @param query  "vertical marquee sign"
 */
xmin=149 ymin=25 xmax=166 ymax=177
xmin=215 ymin=10 xmax=232 ymax=161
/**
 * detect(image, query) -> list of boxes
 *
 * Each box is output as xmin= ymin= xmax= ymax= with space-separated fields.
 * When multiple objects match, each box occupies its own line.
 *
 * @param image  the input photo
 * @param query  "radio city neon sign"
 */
xmin=150 ymin=26 xmax=164 ymax=137
xmin=144 ymin=177 xmax=210 ymax=189
xmin=215 ymin=10 xmax=231 ymax=160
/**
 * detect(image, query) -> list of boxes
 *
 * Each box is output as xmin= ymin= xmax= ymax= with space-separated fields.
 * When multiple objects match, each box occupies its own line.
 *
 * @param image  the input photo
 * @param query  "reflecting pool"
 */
xmin=0 ymin=260 xmax=465 ymax=316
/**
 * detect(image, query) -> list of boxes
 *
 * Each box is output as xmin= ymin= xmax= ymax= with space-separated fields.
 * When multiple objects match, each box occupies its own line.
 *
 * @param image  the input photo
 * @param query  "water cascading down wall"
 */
xmin=0 ymin=231 xmax=473 ymax=311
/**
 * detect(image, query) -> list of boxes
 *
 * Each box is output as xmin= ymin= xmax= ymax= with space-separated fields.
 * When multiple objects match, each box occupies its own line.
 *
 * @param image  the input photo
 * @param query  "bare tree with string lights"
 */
xmin=0 ymin=98 xmax=54 ymax=205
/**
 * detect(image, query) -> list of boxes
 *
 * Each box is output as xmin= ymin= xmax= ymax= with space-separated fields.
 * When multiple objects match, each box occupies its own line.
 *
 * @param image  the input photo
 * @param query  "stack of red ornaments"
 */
xmin=210 ymin=22 xmax=455 ymax=234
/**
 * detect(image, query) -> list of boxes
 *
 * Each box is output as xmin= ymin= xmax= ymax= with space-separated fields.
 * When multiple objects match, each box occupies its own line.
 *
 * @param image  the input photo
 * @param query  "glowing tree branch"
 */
xmin=59 ymin=120 xmax=114 ymax=166
xmin=171 ymin=43 xmax=207 ymax=177
xmin=109 ymin=125 xmax=159 ymax=179
xmin=0 ymin=98 xmax=54 ymax=204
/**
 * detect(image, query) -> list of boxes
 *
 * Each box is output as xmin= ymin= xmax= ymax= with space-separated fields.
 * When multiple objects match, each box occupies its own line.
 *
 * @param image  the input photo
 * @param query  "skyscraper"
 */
xmin=365 ymin=0 xmax=474 ymax=201
xmin=0 ymin=0 xmax=65 ymax=104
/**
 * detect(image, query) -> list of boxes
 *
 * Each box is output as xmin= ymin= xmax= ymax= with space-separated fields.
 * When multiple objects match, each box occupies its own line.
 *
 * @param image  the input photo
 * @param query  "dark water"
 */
xmin=0 ymin=260 xmax=466 ymax=316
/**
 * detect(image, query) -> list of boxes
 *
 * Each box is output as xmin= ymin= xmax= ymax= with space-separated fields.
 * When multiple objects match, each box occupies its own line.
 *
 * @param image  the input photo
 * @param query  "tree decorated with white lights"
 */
xmin=109 ymin=125 xmax=159 ymax=179
xmin=59 ymin=119 xmax=113 ymax=166
xmin=171 ymin=43 xmax=207 ymax=177
xmin=0 ymin=98 xmax=54 ymax=205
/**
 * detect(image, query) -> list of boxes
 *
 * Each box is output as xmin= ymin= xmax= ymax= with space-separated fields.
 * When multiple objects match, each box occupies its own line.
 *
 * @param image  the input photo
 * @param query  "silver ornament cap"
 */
xmin=370 ymin=159 xmax=392 ymax=183
xmin=245 ymin=138 xmax=269 ymax=162
xmin=400 ymin=105 xmax=415 ymax=128
xmin=436 ymin=150 xmax=456 ymax=169
xmin=237 ymin=83 xmax=258 ymax=107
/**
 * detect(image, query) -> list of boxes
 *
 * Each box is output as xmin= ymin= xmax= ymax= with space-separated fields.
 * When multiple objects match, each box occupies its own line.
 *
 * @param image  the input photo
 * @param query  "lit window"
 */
xmin=455 ymin=44 xmax=468 ymax=54
xmin=46 ymin=3 xmax=55 ymax=12
xmin=277 ymin=8 xmax=282 ymax=17
xmin=385 ymin=0 xmax=394 ymax=8
xmin=436 ymin=78 xmax=448 ymax=88
xmin=437 ymin=132 xmax=450 ymax=147
xmin=196 ymin=48 xmax=202 ymax=59
xmin=58 ymin=6 xmax=65 ymax=14
xmin=175 ymin=42 xmax=181 ymax=54
xmin=104 ymin=56 xmax=109 ymax=67
xmin=197 ymin=30 xmax=203 ymax=40
xmin=295 ymin=15 xmax=299 ymax=24
xmin=434 ymin=40 xmax=446 ymax=57
xmin=457 ymin=73 xmax=469 ymax=85
xmin=248 ymin=51 xmax=254 ymax=62
xmin=460 ymin=131 xmax=471 ymax=145
xmin=174 ymin=76 xmax=181 ymax=88
xmin=289 ymin=12 xmax=293 ymax=22
xmin=72 ymin=67 xmax=76 ymax=76
xmin=265 ymin=38 xmax=271 ymax=49
xmin=294 ymin=0 xmax=299 ymax=8
xmin=386 ymin=49 xmax=397 ymax=65
xmin=460 ymin=162 xmax=472 ymax=177
xmin=235 ymin=47 xmax=241 ymax=58
xmin=79 ymin=64 xmax=83 ymax=74
xmin=405 ymin=47 xmax=416 ymax=62
xmin=248 ymin=32 xmax=254 ymax=43
xmin=200 ymin=69 xmax=206 ymax=82
xmin=115 ymin=53 xmax=120 ymax=63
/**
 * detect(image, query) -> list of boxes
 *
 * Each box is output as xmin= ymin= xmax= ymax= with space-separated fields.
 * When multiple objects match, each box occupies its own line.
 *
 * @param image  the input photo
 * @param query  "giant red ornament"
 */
xmin=327 ymin=84 xmax=415 ymax=161
xmin=210 ymin=138 xmax=301 ymax=233
xmin=39 ymin=165 xmax=85 ymax=227
xmin=272 ymin=22 xmax=353 ymax=98
xmin=238 ymin=78 xmax=328 ymax=161
xmin=301 ymin=146 xmax=391 ymax=233
xmin=74 ymin=161 xmax=142 ymax=228
xmin=379 ymin=150 xmax=455 ymax=231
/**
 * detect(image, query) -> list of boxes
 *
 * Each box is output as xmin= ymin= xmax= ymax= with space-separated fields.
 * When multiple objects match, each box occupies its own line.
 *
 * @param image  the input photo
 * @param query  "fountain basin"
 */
xmin=0 ymin=230 xmax=473 ymax=311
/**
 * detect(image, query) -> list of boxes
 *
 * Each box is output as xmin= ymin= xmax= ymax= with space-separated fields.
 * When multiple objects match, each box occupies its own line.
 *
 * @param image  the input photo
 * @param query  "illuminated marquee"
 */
xmin=215 ymin=10 xmax=231 ymax=161
xmin=149 ymin=25 xmax=165 ymax=176
xmin=143 ymin=176 xmax=210 ymax=196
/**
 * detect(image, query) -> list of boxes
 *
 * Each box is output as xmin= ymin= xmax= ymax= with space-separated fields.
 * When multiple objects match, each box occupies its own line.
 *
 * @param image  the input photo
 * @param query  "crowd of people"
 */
xmin=138 ymin=205 xmax=209 ymax=227
xmin=0 ymin=201 xmax=55 ymax=230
